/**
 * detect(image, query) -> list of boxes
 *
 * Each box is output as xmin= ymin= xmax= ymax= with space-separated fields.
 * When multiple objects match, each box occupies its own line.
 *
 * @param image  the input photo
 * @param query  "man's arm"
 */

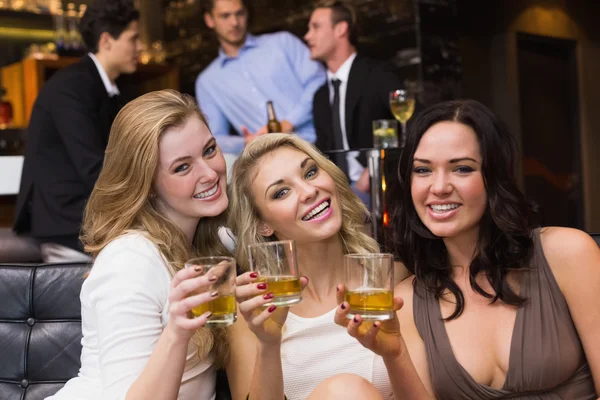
xmin=279 ymin=32 xmax=326 ymax=134
xmin=196 ymin=77 xmax=246 ymax=155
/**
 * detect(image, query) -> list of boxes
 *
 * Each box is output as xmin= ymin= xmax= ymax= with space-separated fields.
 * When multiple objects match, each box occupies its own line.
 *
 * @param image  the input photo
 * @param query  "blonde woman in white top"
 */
xmin=226 ymin=134 xmax=408 ymax=400
xmin=48 ymin=90 xmax=231 ymax=400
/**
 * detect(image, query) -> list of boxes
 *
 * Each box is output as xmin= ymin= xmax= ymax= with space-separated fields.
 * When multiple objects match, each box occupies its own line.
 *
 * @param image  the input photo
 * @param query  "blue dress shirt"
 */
xmin=195 ymin=32 xmax=326 ymax=155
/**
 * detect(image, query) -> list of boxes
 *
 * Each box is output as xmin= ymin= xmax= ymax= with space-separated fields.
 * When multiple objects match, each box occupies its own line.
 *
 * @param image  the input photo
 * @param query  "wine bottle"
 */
xmin=266 ymin=101 xmax=282 ymax=133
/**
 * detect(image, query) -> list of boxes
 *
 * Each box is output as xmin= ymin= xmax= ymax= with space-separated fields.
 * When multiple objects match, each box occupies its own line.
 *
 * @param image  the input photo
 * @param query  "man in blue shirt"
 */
xmin=196 ymin=0 xmax=326 ymax=155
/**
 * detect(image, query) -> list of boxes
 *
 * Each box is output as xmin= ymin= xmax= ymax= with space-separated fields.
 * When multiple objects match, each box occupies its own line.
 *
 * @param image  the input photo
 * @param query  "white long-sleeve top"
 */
xmin=47 ymin=233 xmax=216 ymax=400
xmin=281 ymin=308 xmax=394 ymax=400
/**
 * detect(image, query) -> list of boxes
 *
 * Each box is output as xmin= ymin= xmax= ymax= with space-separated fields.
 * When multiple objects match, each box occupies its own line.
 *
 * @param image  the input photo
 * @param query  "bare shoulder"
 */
xmin=540 ymin=226 xmax=597 ymax=252
xmin=539 ymin=226 xmax=600 ymax=289
xmin=539 ymin=227 xmax=600 ymax=268
xmin=539 ymin=229 xmax=600 ymax=391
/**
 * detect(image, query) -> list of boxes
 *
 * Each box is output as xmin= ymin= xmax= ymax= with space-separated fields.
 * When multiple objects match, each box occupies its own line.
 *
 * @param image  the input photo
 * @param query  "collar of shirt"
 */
xmin=327 ymin=52 xmax=357 ymax=103
xmin=218 ymin=34 xmax=259 ymax=67
xmin=88 ymin=53 xmax=120 ymax=97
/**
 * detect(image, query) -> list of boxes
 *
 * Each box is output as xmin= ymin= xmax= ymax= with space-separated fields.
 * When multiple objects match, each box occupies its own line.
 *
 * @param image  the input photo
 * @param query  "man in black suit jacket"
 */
xmin=14 ymin=0 xmax=142 ymax=261
xmin=305 ymin=0 xmax=405 ymax=204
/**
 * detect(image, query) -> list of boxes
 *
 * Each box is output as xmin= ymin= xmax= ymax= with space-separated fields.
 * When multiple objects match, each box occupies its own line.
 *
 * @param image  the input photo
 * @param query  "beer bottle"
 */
xmin=266 ymin=101 xmax=282 ymax=133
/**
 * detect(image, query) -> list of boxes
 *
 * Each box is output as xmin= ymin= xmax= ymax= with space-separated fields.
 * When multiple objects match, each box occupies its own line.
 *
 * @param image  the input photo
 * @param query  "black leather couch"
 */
xmin=0 ymin=262 xmax=89 ymax=400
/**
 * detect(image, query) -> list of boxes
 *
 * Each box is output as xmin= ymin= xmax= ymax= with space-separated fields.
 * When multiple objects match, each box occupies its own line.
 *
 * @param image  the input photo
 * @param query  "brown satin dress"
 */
xmin=413 ymin=229 xmax=597 ymax=399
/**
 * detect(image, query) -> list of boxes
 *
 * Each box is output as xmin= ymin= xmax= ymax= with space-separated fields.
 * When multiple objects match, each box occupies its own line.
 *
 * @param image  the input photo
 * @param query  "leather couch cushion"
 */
xmin=0 ymin=262 xmax=90 ymax=400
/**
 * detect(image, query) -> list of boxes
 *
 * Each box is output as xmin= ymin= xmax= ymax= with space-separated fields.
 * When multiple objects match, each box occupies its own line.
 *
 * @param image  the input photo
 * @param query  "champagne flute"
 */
xmin=389 ymin=90 xmax=415 ymax=146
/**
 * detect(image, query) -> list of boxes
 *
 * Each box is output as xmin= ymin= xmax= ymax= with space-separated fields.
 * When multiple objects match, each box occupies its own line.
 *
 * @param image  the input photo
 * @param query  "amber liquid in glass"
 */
xmin=345 ymin=289 xmax=393 ymax=313
xmin=256 ymin=276 xmax=302 ymax=306
xmin=257 ymin=276 xmax=301 ymax=296
xmin=191 ymin=294 xmax=236 ymax=317
xmin=390 ymin=98 xmax=415 ymax=123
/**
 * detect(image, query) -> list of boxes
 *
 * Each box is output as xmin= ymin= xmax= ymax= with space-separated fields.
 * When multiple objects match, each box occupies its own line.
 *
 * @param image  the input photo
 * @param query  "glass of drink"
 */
xmin=344 ymin=253 xmax=394 ymax=320
xmin=247 ymin=240 xmax=302 ymax=307
xmin=184 ymin=256 xmax=237 ymax=325
xmin=389 ymin=89 xmax=416 ymax=146
xmin=372 ymin=119 xmax=399 ymax=148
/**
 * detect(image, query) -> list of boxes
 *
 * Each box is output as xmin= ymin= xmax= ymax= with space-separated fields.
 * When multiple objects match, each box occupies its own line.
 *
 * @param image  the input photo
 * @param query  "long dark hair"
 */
xmin=393 ymin=99 xmax=539 ymax=319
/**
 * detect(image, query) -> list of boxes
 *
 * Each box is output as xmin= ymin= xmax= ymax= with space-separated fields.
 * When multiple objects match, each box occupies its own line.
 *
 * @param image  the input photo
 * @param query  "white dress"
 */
xmin=46 ymin=233 xmax=216 ymax=400
xmin=281 ymin=308 xmax=394 ymax=400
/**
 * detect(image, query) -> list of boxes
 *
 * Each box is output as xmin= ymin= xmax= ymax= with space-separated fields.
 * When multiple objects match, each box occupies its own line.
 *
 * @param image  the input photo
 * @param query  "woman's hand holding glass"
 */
xmin=235 ymin=271 xmax=298 ymax=344
xmin=334 ymin=283 xmax=405 ymax=359
xmin=335 ymin=254 xmax=404 ymax=359
xmin=165 ymin=266 xmax=223 ymax=342
xmin=236 ymin=240 xmax=307 ymax=344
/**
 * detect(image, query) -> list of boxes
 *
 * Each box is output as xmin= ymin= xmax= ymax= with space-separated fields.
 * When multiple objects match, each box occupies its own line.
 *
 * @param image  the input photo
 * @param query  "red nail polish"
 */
xmin=257 ymin=283 xmax=267 ymax=290
xmin=353 ymin=317 xmax=359 ymax=323
xmin=263 ymin=293 xmax=274 ymax=300
xmin=268 ymin=305 xmax=276 ymax=313
xmin=249 ymin=272 xmax=258 ymax=278
xmin=341 ymin=303 xmax=346 ymax=310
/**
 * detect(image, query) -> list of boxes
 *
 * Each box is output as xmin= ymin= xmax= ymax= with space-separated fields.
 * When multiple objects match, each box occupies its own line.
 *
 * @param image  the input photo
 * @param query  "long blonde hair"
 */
xmin=81 ymin=89 xmax=229 ymax=366
xmin=227 ymin=133 xmax=379 ymax=272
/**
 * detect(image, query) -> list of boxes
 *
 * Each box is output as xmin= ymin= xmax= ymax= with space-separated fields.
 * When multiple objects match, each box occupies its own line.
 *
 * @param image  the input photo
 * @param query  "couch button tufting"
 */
xmin=20 ymin=379 xmax=29 ymax=388
xmin=26 ymin=318 xmax=35 ymax=326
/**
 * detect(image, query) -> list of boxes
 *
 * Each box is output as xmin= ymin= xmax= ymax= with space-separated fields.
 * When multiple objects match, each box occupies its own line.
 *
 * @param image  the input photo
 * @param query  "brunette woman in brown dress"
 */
xmin=335 ymin=100 xmax=599 ymax=399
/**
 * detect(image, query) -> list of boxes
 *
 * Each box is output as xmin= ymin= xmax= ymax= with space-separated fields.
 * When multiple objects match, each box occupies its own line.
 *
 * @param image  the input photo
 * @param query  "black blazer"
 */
xmin=313 ymin=54 xmax=404 ymax=166
xmin=14 ymin=55 xmax=123 ymax=251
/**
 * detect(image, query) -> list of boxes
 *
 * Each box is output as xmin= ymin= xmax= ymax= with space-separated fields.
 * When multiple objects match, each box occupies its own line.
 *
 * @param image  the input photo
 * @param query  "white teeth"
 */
xmin=194 ymin=184 xmax=218 ymax=199
xmin=302 ymin=200 xmax=330 ymax=221
xmin=430 ymin=204 xmax=460 ymax=212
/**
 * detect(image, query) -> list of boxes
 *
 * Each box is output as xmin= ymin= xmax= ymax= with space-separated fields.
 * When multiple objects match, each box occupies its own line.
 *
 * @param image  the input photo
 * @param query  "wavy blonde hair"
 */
xmin=81 ymin=89 xmax=229 ymax=367
xmin=227 ymin=133 xmax=379 ymax=271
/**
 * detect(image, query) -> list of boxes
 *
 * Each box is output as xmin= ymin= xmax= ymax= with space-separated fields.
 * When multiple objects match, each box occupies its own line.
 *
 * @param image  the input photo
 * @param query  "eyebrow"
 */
xmin=413 ymin=157 xmax=479 ymax=164
xmin=218 ymin=8 xmax=245 ymax=18
xmin=168 ymin=137 xmax=216 ymax=169
xmin=264 ymin=157 xmax=312 ymax=199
